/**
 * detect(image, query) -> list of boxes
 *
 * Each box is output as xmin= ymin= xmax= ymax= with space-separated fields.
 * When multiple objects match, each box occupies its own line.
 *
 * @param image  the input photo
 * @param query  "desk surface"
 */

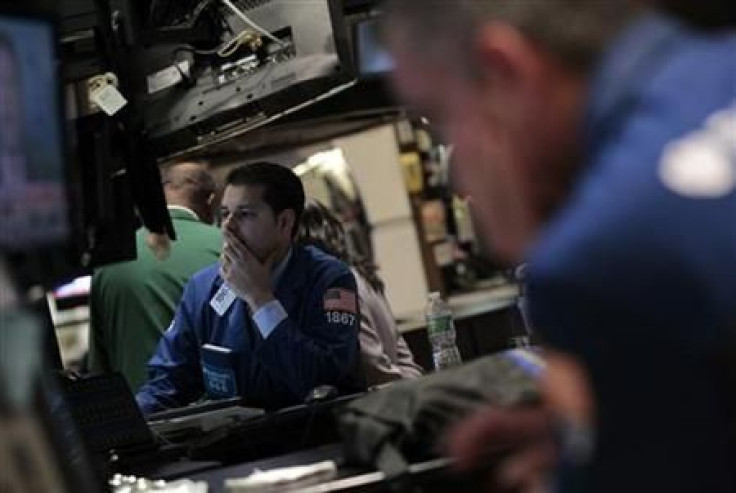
xmin=398 ymin=284 xmax=518 ymax=333
xmin=189 ymin=443 xmax=345 ymax=493
xmin=188 ymin=443 xmax=457 ymax=493
xmin=156 ymin=394 xmax=359 ymax=468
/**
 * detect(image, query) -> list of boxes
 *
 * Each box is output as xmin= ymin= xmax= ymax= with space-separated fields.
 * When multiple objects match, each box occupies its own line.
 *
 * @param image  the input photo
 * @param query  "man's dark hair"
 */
xmin=656 ymin=0 xmax=736 ymax=29
xmin=226 ymin=162 xmax=305 ymax=237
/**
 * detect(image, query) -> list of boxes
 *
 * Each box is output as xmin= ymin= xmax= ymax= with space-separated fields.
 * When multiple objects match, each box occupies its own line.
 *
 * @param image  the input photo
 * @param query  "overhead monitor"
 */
xmin=0 ymin=12 xmax=68 ymax=251
xmin=130 ymin=0 xmax=356 ymax=159
xmin=353 ymin=15 xmax=394 ymax=76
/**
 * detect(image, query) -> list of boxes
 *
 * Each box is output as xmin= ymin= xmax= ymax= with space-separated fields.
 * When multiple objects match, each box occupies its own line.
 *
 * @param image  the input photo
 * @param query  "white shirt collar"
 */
xmin=167 ymin=205 xmax=200 ymax=221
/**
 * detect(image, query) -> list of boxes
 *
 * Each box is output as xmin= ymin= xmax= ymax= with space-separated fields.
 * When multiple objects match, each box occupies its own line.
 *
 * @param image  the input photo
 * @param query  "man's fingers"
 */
xmin=447 ymin=406 xmax=551 ymax=471
xmin=146 ymin=231 xmax=171 ymax=261
xmin=224 ymin=228 xmax=250 ymax=256
xmin=222 ymin=244 xmax=237 ymax=264
xmin=225 ymin=232 xmax=262 ymax=268
xmin=221 ymin=248 xmax=243 ymax=281
xmin=496 ymin=439 xmax=556 ymax=491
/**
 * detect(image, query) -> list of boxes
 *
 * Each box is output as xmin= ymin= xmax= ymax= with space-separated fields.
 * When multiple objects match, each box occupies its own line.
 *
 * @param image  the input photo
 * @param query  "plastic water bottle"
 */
xmin=426 ymin=292 xmax=462 ymax=371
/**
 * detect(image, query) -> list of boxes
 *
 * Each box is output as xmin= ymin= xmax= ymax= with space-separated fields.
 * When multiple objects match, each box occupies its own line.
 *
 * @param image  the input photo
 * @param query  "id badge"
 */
xmin=210 ymin=283 xmax=237 ymax=316
xmin=201 ymin=343 xmax=237 ymax=399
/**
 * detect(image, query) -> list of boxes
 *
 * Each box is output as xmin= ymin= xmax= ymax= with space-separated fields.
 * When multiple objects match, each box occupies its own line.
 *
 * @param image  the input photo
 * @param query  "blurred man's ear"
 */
xmin=474 ymin=23 xmax=546 ymax=93
xmin=473 ymin=22 xmax=557 ymax=132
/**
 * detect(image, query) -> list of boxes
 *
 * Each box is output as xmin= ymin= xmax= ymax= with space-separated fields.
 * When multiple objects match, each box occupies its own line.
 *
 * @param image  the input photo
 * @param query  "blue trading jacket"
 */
xmin=527 ymin=13 xmax=736 ymax=493
xmin=136 ymin=245 xmax=361 ymax=414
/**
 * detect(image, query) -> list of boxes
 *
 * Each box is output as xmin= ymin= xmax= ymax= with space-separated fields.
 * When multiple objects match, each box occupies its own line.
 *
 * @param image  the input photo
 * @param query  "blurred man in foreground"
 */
xmin=384 ymin=1 xmax=736 ymax=491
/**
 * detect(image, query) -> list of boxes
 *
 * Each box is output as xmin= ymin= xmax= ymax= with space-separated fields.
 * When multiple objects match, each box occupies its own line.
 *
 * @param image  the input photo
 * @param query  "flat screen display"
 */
xmin=354 ymin=17 xmax=394 ymax=75
xmin=53 ymin=276 xmax=92 ymax=309
xmin=0 ymin=14 xmax=68 ymax=250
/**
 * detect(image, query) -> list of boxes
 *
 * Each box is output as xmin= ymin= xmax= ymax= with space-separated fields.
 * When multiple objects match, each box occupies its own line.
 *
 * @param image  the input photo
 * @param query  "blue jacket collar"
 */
xmin=273 ymin=245 xmax=307 ymax=300
xmin=270 ymin=247 xmax=292 ymax=290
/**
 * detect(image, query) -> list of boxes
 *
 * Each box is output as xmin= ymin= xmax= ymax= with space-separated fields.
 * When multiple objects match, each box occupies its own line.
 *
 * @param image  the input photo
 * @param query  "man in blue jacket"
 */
xmin=136 ymin=162 xmax=362 ymax=414
xmin=384 ymin=1 xmax=736 ymax=492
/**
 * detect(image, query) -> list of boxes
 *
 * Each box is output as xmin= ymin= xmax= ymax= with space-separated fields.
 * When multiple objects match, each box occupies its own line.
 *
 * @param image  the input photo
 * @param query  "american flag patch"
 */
xmin=323 ymin=288 xmax=357 ymax=313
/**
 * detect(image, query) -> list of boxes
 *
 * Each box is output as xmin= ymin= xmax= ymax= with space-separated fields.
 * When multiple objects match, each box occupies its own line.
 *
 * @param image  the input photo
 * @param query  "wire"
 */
xmin=217 ymin=29 xmax=257 ymax=57
xmin=220 ymin=0 xmax=284 ymax=46
xmin=173 ymin=30 xmax=259 ymax=59
xmin=184 ymin=45 xmax=221 ymax=56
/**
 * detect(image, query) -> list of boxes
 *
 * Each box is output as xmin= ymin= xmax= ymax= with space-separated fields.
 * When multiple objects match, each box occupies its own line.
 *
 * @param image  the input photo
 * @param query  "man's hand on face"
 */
xmin=220 ymin=220 xmax=276 ymax=311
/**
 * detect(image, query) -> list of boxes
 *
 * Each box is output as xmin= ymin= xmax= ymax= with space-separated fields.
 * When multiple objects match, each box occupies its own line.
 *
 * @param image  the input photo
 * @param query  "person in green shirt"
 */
xmin=88 ymin=161 xmax=223 ymax=392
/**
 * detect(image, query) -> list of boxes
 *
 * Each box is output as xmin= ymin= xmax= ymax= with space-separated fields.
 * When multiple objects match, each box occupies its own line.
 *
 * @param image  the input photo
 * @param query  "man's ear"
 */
xmin=474 ymin=23 xmax=541 ymax=93
xmin=278 ymin=209 xmax=296 ymax=237
xmin=199 ymin=192 xmax=217 ymax=224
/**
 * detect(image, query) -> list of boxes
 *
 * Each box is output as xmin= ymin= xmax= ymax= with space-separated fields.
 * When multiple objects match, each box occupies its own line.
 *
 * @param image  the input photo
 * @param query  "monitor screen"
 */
xmin=354 ymin=16 xmax=394 ymax=76
xmin=52 ymin=275 xmax=90 ymax=310
xmin=0 ymin=14 xmax=67 ymax=251
xmin=53 ymin=275 xmax=90 ymax=300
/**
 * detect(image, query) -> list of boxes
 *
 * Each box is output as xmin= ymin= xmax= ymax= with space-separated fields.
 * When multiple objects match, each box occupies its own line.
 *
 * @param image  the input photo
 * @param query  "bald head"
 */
xmin=161 ymin=162 xmax=218 ymax=224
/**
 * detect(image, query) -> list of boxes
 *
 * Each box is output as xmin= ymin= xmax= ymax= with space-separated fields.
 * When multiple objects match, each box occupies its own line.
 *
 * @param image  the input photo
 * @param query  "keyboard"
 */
xmin=56 ymin=373 xmax=157 ymax=455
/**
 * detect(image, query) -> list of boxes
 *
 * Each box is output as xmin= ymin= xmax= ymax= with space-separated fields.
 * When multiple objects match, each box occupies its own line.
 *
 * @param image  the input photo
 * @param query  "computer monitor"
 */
xmin=129 ymin=0 xmax=355 ymax=159
xmin=353 ymin=15 xmax=394 ymax=76
xmin=0 ymin=308 xmax=103 ymax=492
xmin=52 ymin=274 xmax=91 ymax=310
xmin=0 ymin=12 xmax=69 ymax=251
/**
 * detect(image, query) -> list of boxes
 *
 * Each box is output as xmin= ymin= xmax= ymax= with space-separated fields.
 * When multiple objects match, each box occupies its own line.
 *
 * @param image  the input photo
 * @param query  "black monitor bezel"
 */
xmin=0 ymin=8 xmax=82 ymax=288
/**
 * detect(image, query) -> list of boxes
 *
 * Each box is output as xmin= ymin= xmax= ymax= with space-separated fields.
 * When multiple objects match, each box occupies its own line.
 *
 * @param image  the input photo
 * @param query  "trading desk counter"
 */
xmin=146 ymin=394 xmax=361 ymax=471
xmin=188 ymin=442 xmax=482 ymax=493
xmin=139 ymin=394 xmax=486 ymax=492
xmin=188 ymin=443 xmax=342 ymax=493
